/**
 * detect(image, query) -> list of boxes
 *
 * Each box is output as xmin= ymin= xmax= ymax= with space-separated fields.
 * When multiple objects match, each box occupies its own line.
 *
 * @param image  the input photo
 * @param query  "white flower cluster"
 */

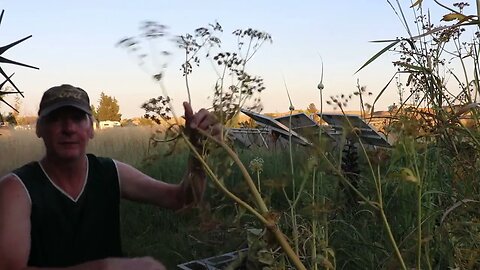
xmin=249 ymin=157 xmax=264 ymax=174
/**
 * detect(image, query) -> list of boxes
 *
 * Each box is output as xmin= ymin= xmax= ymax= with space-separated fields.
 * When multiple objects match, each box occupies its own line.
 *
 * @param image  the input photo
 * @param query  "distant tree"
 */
xmin=137 ymin=117 xmax=155 ymax=126
xmin=239 ymin=118 xmax=257 ymax=128
xmin=306 ymin=103 xmax=322 ymax=124
xmin=96 ymin=92 xmax=122 ymax=121
xmin=0 ymin=94 xmax=22 ymax=125
xmin=388 ymin=103 xmax=398 ymax=113
xmin=5 ymin=112 xmax=17 ymax=126
xmin=307 ymin=103 xmax=317 ymax=114
xmin=121 ymin=119 xmax=134 ymax=127
xmin=16 ymin=115 xmax=37 ymax=126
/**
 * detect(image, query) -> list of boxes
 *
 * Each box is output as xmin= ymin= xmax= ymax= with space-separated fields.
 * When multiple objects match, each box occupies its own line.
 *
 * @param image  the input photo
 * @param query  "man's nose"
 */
xmin=61 ymin=118 xmax=76 ymax=133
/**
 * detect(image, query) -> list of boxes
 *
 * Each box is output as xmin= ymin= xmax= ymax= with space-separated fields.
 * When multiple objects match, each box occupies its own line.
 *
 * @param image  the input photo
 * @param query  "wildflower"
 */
xmin=249 ymin=157 xmax=264 ymax=174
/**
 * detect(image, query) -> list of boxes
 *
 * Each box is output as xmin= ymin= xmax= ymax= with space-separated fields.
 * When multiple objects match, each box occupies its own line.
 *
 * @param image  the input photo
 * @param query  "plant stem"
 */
xmin=476 ymin=0 xmax=480 ymax=21
xmin=312 ymin=220 xmax=318 ymax=270
xmin=357 ymin=140 xmax=406 ymax=269
xmin=182 ymin=133 xmax=267 ymax=223
xmin=257 ymin=170 xmax=261 ymax=193
xmin=319 ymin=151 xmax=375 ymax=209
xmin=414 ymin=149 xmax=422 ymax=270
xmin=196 ymin=130 xmax=268 ymax=213
xmin=416 ymin=181 xmax=422 ymax=270
xmin=375 ymin=171 xmax=407 ymax=270
xmin=287 ymin=109 xmax=300 ymax=255
xmin=321 ymin=174 xmax=328 ymax=265
xmin=184 ymin=50 xmax=192 ymax=105
xmin=312 ymin=168 xmax=318 ymax=270
xmin=379 ymin=208 xmax=407 ymax=270
xmin=191 ymin=130 xmax=307 ymax=269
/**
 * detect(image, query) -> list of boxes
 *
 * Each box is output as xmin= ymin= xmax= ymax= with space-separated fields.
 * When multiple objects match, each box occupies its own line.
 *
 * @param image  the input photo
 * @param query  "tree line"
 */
xmin=1 ymin=91 xmax=123 ymax=126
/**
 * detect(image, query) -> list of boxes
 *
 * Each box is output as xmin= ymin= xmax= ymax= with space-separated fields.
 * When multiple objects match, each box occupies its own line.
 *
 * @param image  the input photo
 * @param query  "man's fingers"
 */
xmin=195 ymin=109 xmax=214 ymax=130
xmin=182 ymin=103 xmax=222 ymax=141
xmin=183 ymin=102 xmax=195 ymax=128
xmin=183 ymin=102 xmax=193 ymax=119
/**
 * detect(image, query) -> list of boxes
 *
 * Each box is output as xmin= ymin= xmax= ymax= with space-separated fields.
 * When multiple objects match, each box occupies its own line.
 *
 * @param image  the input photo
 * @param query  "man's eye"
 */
xmin=45 ymin=114 xmax=60 ymax=123
xmin=72 ymin=114 xmax=87 ymax=122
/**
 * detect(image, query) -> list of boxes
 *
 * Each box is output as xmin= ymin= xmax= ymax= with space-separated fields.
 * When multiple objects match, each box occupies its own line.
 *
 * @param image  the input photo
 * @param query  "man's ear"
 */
xmin=88 ymin=117 xmax=95 ymax=139
xmin=35 ymin=119 xmax=42 ymax=138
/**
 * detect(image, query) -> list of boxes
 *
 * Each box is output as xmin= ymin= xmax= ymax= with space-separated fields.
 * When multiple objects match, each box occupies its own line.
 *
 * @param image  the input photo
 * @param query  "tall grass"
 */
xmin=87 ymin=126 xmax=155 ymax=166
xmin=0 ymin=129 xmax=43 ymax=176
xmin=0 ymin=126 xmax=156 ymax=176
xmin=2 ymin=121 xmax=479 ymax=268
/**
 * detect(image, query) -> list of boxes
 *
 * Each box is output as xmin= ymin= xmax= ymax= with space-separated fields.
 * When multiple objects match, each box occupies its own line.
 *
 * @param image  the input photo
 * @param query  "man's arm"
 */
xmin=0 ymin=174 xmax=31 ymax=270
xmin=116 ymin=157 xmax=206 ymax=210
xmin=0 ymin=175 xmax=166 ymax=270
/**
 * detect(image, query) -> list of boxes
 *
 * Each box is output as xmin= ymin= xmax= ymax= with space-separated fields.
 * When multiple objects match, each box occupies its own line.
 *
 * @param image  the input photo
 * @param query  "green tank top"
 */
xmin=13 ymin=154 xmax=122 ymax=267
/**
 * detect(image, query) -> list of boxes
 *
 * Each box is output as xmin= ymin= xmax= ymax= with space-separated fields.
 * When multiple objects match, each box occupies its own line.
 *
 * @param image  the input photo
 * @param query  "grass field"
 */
xmin=2 ymin=124 xmax=479 ymax=269
xmin=0 ymin=126 xmax=155 ymax=175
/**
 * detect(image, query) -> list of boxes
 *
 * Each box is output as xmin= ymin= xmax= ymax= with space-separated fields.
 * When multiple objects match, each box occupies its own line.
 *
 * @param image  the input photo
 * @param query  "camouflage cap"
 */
xmin=38 ymin=84 xmax=92 ymax=117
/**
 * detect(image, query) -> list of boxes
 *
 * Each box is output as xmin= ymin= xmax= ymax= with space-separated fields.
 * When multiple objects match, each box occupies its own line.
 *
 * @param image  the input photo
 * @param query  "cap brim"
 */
xmin=39 ymin=101 xmax=92 ymax=118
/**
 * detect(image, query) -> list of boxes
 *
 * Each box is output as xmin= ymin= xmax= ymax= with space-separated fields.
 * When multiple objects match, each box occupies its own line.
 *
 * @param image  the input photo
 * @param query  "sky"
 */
xmin=0 ymin=1 xmax=473 ymax=118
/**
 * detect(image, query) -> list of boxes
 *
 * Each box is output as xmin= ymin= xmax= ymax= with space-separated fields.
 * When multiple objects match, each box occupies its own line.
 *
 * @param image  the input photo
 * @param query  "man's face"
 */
xmin=37 ymin=106 xmax=93 ymax=161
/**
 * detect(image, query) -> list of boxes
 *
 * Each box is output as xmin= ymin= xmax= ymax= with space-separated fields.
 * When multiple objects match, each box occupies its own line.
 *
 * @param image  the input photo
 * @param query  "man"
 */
xmin=0 ymin=84 xmax=220 ymax=270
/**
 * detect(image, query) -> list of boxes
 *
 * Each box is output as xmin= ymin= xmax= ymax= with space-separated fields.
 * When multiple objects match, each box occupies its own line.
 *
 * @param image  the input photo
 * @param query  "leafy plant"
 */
xmin=117 ymin=2 xmax=480 ymax=269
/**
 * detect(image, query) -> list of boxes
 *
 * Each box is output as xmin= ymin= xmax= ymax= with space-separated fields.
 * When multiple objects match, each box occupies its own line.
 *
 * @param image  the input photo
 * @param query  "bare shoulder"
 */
xmin=0 ymin=173 xmax=29 ymax=200
xmin=112 ymin=160 xmax=154 ymax=197
xmin=113 ymin=160 xmax=141 ymax=174
xmin=113 ymin=160 xmax=152 ymax=183
xmin=0 ymin=173 xmax=17 ymax=184
xmin=0 ymin=173 xmax=31 ymax=213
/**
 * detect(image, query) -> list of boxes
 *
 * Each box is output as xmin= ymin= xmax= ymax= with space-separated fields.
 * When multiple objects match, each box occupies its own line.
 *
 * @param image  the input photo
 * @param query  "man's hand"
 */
xmin=181 ymin=102 xmax=222 ymax=208
xmin=183 ymin=102 xmax=222 ymax=145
